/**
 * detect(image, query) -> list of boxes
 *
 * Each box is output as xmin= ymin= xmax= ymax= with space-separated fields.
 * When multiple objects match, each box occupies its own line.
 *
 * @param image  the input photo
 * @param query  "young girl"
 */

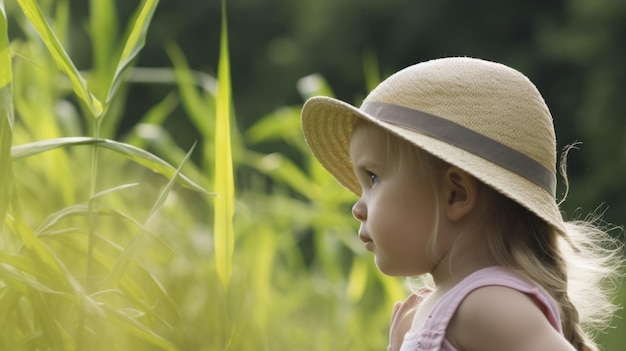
xmin=301 ymin=57 xmax=623 ymax=351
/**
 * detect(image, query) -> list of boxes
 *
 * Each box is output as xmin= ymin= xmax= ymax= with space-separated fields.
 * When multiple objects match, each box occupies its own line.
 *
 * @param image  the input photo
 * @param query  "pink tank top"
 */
xmin=387 ymin=266 xmax=563 ymax=351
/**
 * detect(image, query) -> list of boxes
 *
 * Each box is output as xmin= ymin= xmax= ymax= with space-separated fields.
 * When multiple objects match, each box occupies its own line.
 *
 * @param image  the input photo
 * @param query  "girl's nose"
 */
xmin=352 ymin=198 xmax=366 ymax=221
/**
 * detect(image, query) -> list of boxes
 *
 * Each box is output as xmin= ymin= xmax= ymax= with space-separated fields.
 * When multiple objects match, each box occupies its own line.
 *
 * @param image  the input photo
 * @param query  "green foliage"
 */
xmin=2 ymin=0 xmax=206 ymax=349
xmin=1 ymin=0 xmax=406 ymax=349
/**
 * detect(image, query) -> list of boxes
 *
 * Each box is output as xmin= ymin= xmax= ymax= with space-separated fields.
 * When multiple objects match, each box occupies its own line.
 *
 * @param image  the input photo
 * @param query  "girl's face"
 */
xmin=349 ymin=123 xmax=442 ymax=277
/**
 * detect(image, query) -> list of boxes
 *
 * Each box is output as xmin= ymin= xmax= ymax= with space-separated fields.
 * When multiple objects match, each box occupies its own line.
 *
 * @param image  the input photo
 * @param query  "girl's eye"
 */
xmin=366 ymin=171 xmax=379 ymax=186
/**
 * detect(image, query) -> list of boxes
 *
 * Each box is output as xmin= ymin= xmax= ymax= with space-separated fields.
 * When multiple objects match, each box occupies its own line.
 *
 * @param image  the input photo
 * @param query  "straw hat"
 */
xmin=301 ymin=57 xmax=566 ymax=235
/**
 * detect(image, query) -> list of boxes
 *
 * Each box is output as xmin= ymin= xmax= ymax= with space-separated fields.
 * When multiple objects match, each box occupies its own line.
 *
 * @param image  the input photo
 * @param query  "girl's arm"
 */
xmin=447 ymin=286 xmax=576 ymax=351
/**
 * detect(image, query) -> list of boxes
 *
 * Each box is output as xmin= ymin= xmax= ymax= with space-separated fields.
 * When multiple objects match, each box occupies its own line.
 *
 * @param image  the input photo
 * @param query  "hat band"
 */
xmin=361 ymin=101 xmax=556 ymax=196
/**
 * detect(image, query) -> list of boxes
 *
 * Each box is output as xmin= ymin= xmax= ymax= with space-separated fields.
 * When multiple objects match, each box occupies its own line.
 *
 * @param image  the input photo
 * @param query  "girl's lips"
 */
xmin=359 ymin=233 xmax=374 ymax=251
xmin=358 ymin=232 xmax=372 ymax=243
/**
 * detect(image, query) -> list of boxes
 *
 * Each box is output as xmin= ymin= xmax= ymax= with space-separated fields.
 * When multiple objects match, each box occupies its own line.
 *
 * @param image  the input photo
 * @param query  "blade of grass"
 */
xmin=11 ymin=137 xmax=211 ymax=194
xmin=90 ymin=0 xmax=118 ymax=99
xmin=43 ymin=232 xmax=181 ymax=329
xmin=0 ymin=253 xmax=66 ymax=295
xmin=0 ymin=289 xmax=21 ymax=330
xmin=32 ymin=291 xmax=67 ymax=350
xmin=242 ymin=151 xmax=320 ymax=200
xmin=5 ymin=213 xmax=75 ymax=292
xmin=53 ymin=0 xmax=69 ymax=45
xmin=102 ymin=143 xmax=196 ymax=290
xmin=213 ymin=0 xmax=235 ymax=292
xmin=3 ymin=213 xmax=110 ymax=342
xmin=166 ymin=43 xmax=215 ymax=138
xmin=245 ymin=107 xmax=303 ymax=149
xmin=126 ymin=124 xmax=208 ymax=186
xmin=16 ymin=0 xmax=103 ymax=117
xmin=33 ymin=184 xmax=139 ymax=236
xmin=0 ymin=0 xmax=13 ymax=221
xmin=105 ymin=0 xmax=160 ymax=104
xmin=102 ymin=304 xmax=176 ymax=351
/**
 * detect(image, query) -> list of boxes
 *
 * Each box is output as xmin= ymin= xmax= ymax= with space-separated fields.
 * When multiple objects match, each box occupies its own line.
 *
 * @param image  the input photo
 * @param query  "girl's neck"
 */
xmin=430 ymin=236 xmax=492 ymax=290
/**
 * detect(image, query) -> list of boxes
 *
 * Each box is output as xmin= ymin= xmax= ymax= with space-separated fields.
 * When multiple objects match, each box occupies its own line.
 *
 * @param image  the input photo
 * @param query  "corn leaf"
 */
xmin=11 ymin=137 xmax=210 ymax=194
xmin=0 ymin=0 xmax=13 ymax=221
xmin=106 ymin=0 xmax=159 ymax=103
xmin=213 ymin=0 xmax=235 ymax=291
xmin=16 ymin=0 xmax=103 ymax=117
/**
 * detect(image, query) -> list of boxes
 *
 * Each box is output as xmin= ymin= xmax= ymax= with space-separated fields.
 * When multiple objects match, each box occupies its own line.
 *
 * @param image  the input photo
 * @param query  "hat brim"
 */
xmin=301 ymin=96 xmax=566 ymax=235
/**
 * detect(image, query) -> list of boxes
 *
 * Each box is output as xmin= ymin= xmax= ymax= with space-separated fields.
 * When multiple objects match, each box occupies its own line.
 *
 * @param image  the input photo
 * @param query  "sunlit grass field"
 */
xmin=0 ymin=1 xmax=624 ymax=350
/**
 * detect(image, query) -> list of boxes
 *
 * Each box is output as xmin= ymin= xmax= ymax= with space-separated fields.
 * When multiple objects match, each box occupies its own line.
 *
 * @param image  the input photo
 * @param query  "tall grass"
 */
xmin=2 ymin=0 xmax=203 ymax=349
xmin=1 ymin=1 xmax=623 ymax=350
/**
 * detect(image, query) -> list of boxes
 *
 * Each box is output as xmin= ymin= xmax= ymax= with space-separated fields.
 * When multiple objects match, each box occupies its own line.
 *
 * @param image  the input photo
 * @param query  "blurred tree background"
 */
xmin=2 ymin=0 xmax=625 ymax=350
xmin=77 ymin=0 xmax=625 ymax=225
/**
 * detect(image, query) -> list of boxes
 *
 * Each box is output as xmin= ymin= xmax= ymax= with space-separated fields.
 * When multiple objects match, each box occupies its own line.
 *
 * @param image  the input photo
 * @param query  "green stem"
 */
xmin=86 ymin=119 xmax=101 ymax=289
xmin=78 ymin=117 xmax=101 ymax=350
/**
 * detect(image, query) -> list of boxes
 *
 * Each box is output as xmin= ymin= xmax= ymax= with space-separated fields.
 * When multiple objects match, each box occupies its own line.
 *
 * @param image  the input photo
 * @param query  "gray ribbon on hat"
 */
xmin=361 ymin=101 xmax=556 ymax=196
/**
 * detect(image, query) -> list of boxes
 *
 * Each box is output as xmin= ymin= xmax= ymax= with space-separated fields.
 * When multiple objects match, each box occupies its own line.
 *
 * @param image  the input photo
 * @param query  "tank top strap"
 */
xmin=416 ymin=266 xmax=563 ymax=349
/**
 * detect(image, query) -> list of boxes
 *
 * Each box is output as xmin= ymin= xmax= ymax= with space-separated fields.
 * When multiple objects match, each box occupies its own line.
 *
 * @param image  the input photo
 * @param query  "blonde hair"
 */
xmin=475 ymin=184 xmax=623 ymax=351
xmin=353 ymin=120 xmax=624 ymax=350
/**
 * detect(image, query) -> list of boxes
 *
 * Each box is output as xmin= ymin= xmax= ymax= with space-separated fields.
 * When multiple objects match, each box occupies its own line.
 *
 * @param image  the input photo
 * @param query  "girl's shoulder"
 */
xmin=446 ymin=284 xmax=575 ymax=350
xmin=392 ymin=267 xmax=571 ymax=351
xmin=441 ymin=266 xmax=572 ymax=350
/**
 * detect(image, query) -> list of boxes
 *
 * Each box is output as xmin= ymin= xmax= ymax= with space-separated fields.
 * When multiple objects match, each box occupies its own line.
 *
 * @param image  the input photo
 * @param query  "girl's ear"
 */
xmin=442 ymin=167 xmax=478 ymax=222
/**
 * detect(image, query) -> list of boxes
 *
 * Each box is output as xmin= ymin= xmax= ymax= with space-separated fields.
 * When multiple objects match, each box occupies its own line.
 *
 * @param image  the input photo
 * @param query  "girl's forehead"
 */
xmin=349 ymin=123 xmax=388 ymax=155
xmin=350 ymin=121 xmax=389 ymax=145
xmin=349 ymin=125 xmax=376 ymax=155
xmin=349 ymin=123 xmax=409 ymax=166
